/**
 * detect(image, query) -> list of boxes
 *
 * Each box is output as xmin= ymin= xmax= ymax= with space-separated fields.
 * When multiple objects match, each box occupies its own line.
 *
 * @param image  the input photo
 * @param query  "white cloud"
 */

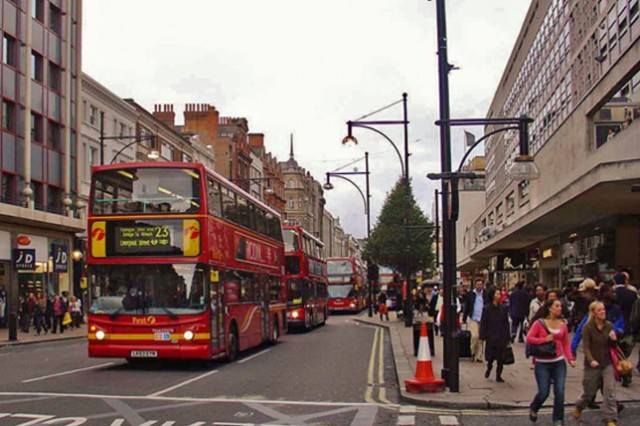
xmin=83 ymin=0 xmax=530 ymax=238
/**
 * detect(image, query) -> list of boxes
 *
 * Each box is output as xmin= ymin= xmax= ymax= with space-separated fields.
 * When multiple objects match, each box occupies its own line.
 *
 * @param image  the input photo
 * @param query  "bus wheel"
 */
xmin=269 ymin=316 xmax=279 ymax=344
xmin=226 ymin=325 xmax=239 ymax=362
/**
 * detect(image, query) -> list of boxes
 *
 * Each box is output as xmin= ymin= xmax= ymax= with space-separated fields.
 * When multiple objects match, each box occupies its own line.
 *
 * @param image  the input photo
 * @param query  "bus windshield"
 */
xmin=327 ymin=260 xmax=353 ymax=275
xmin=283 ymin=229 xmax=300 ymax=252
xmin=89 ymin=263 xmax=207 ymax=315
xmin=328 ymin=284 xmax=355 ymax=299
xmin=92 ymin=167 xmax=201 ymax=215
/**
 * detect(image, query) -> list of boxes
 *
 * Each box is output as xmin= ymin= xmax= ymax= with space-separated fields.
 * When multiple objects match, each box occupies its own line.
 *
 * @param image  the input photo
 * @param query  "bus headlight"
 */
xmin=183 ymin=330 xmax=194 ymax=341
xmin=95 ymin=330 xmax=106 ymax=341
xmin=291 ymin=311 xmax=300 ymax=319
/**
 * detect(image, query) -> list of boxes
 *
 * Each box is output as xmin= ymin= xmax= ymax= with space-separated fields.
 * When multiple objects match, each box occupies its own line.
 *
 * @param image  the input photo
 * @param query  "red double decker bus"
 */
xmin=326 ymin=257 xmax=366 ymax=313
xmin=283 ymin=226 xmax=328 ymax=330
xmin=86 ymin=162 xmax=286 ymax=362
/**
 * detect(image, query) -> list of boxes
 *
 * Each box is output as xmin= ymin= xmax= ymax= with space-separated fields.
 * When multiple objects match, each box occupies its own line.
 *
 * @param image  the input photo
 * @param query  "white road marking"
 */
xmin=22 ymin=362 xmax=115 ymax=383
xmin=237 ymin=349 xmax=270 ymax=364
xmin=0 ymin=391 xmax=395 ymax=408
xmin=147 ymin=370 xmax=219 ymax=397
xmin=439 ymin=415 xmax=459 ymax=425
xmin=397 ymin=415 xmax=415 ymax=425
xmin=399 ymin=405 xmax=416 ymax=414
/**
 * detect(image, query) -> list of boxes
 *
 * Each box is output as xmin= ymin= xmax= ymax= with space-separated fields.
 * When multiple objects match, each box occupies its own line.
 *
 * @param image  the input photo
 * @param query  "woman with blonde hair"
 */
xmin=573 ymin=301 xmax=619 ymax=426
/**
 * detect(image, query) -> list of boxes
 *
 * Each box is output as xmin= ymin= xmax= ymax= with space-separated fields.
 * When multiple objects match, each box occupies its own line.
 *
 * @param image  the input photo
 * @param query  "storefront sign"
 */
xmin=16 ymin=235 xmax=31 ymax=246
xmin=12 ymin=249 xmax=35 ymax=270
xmin=542 ymin=248 xmax=554 ymax=259
xmin=51 ymin=244 xmax=68 ymax=272
xmin=496 ymin=252 xmax=539 ymax=271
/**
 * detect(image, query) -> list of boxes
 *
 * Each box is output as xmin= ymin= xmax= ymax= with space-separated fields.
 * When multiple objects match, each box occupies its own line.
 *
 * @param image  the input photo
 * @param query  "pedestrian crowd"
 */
xmin=15 ymin=291 xmax=83 ymax=336
xmin=383 ymin=269 xmax=640 ymax=426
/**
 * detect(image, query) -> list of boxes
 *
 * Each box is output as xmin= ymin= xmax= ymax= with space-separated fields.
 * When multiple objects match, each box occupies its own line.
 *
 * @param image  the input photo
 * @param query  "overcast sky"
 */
xmin=83 ymin=0 xmax=531 ymax=239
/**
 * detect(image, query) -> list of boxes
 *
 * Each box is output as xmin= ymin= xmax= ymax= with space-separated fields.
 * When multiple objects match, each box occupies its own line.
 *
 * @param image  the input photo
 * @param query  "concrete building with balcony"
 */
xmin=0 ymin=0 xmax=85 ymax=311
xmin=459 ymin=0 xmax=640 ymax=288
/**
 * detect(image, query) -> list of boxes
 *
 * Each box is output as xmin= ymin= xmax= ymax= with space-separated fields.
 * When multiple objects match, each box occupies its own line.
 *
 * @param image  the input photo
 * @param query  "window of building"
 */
xmin=89 ymin=105 xmax=98 ymax=126
xmin=496 ymin=202 xmax=504 ymax=225
xmin=506 ymin=191 xmax=515 ymax=216
xmin=3 ymin=34 xmax=18 ymax=68
xmin=519 ymin=180 xmax=530 ymax=204
xmin=182 ymin=152 xmax=192 ymax=162
xmin=488 ymin=212 xmax=495 ymax=226
xmin=33 ymin=181 xmax=44 ymax=211
xmin=47 ymin=120 xmax=62 ymax=150
xmin=32 ymin=0 xmax=45 ymax=22
xmin=47 ymin=185 xmax=63 ymax=214
xmin=161 ymin=143 xmax=174 ymax=160
xmin=31 ymin=113 xmax=44 ymax=143
xmin=49 ymin=3 xmax=62 ymax=35
xmin=119 ymin=123 xmax=126 ymax=138
xmin=31 ymin=51 xmax=44 ymax=82
xmin=2 ymin=100 xmax=17 ymax=132
xmin=0 ymin=173 xmax=17 ymax=205
xmin=49 ymin=61 xmax=62 ymax=92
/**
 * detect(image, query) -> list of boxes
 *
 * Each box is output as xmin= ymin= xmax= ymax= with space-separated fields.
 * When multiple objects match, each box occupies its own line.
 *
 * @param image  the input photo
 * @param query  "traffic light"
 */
xmin=367 ymin=263 xmax=379 ymax=281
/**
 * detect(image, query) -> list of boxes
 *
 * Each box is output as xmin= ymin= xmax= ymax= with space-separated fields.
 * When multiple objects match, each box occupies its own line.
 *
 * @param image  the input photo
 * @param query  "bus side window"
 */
xmin=208 ymin=179 xmax=222 ymax=217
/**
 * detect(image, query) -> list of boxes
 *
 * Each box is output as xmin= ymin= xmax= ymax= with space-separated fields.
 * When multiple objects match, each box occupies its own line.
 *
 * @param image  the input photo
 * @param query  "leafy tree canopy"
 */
xmin=364 ymin=179 xmax=435 ymax=278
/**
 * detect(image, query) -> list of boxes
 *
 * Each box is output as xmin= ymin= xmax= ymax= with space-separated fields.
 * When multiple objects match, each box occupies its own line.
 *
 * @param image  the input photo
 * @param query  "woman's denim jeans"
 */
xmin=530 ymin=360 xmax=567 ymax=422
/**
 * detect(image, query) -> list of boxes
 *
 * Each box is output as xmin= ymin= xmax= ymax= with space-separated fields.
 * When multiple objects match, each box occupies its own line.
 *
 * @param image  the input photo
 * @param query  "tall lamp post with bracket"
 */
xmin=323 ymin=152 xmax=373 ymax=317
xmin=342 ymin=93 xmax=413 ymax=326
xmin=429 ymin=0 xmax=540 ymax=393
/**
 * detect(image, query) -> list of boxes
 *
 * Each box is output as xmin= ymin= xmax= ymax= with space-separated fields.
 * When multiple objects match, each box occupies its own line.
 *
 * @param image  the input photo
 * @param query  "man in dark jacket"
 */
xmin=508 ymin=281 xmax=529 ymax=343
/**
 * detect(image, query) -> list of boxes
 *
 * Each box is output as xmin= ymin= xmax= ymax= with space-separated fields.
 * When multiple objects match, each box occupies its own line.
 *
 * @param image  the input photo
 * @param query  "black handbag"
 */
xmin=503 ymin=345 xmax=515 ymax=365
xmin=525 ymin=320 xmax=557 ymax=358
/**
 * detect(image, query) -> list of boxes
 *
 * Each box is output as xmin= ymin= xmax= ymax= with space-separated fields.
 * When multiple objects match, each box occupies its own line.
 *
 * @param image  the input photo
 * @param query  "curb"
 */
xmin=0 ymin=335 xmax=86 ymax=348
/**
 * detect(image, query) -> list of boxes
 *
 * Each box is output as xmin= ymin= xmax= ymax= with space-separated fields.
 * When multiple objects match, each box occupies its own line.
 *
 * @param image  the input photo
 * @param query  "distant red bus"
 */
xmin=326 ymin=257 xmax=366 ymax=313
xmin=283 ymin=226 xmax=328 ymax=330
xmin=86 ymin=162 xmax=286 ymax=362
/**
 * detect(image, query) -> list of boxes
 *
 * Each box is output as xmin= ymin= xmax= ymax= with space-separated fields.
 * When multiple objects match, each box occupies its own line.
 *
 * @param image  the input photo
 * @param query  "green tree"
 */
xmin=364 ymin=179 xmax=435 ymax=278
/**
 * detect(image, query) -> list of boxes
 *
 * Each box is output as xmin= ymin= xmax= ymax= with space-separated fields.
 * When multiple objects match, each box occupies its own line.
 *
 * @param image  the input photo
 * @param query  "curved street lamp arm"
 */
xmin=351 ymin=123 xmax=405 ymax=177
xmin=327 ymin=174 xmax=368 ymax=215
xmin=456 ymin=126 xmax=519 ymax=173
xmin=110 ymin=135 xmax=155 ymax=164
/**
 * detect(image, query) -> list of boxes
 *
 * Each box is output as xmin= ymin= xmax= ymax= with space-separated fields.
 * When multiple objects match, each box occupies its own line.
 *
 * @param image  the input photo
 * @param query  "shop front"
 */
xmin=488 ymin=249 xmax=540 ymax=289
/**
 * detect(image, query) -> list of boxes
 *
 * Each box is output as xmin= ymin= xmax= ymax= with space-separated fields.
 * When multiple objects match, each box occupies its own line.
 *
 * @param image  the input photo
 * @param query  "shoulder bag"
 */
xmin=525 ymin=319 xmax=557 ymax=358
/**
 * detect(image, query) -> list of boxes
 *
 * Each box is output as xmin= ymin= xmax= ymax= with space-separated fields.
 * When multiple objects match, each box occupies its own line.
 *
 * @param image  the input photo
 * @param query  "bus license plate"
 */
xmin=130 ymin=350 xmax=157 ymax=358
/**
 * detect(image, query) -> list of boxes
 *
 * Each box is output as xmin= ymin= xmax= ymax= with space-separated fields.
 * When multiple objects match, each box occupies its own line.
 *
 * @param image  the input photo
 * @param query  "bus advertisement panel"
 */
xmin=326 ymin=257 xmax=366 ymax=313
xmin=283 ymin=226 xmax=328 ymax=330
xmin=86 ymin=162 xmax=286 ymax=362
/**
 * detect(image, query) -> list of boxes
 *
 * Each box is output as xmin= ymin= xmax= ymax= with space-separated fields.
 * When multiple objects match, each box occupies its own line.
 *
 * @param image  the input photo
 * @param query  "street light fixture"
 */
xmin=324 ymin=152 xmax=373 ymax=317
xmin=429 ymin=0 xmax=540 ymax=393
xmin=108 ymin=135 xmax=158 ymax=164
xmin=342 ymin=93 xmax=413 ymax=326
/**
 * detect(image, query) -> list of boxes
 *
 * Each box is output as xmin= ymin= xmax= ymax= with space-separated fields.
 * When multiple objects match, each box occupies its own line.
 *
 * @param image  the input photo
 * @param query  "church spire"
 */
xmin=285 ymin=133 xmax=299 ymax=168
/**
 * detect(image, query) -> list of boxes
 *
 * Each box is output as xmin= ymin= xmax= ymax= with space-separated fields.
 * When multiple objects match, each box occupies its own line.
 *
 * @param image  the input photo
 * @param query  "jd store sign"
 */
xmin=51 ymin=244 xmax=68 ymax=273
xmin=12 ymin=249 xmax=36 ymax=270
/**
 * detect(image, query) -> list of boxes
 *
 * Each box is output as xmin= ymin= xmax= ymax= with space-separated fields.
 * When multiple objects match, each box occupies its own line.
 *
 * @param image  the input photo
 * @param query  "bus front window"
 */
xmin=89 ymin=264 xmax=207 ymax=315
xmin=328 ymin=285 xmax=355 ymax=299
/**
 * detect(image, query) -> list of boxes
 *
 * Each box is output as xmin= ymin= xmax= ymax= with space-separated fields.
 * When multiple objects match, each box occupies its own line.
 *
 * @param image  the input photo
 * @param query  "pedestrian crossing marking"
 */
xmin=399 ymin=405 xmax=416 ymax=414
xmin=439 ymin=415 xmax=459 ymax=425
xmin=397 ymin=415 xmax=415 ymax=425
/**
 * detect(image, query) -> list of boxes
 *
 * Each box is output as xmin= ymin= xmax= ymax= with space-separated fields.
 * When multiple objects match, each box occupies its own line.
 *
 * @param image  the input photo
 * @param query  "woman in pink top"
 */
xmin=527 ymin=299 xmax=576 ymax=425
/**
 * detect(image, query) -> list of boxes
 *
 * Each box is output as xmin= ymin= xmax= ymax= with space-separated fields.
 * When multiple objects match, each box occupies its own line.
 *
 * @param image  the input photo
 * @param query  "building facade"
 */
xmin=0 ymin=0 xmax=85 ymax=327
xmin=459 ymin=0 xmax=640 ymax=288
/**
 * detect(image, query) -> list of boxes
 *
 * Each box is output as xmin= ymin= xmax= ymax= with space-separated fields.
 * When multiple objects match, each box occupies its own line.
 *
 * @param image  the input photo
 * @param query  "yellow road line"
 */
xmin=364 ymin=327 xmax=380 ymax=404
xmin=377 ymin=328 xmax=391 ymax=405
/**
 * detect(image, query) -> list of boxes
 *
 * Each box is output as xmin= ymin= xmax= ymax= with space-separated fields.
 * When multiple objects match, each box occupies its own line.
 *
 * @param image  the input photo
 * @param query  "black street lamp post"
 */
xmin=323 ymin=152 xmax=372 ymax=316
xmin=342 ymin=93 xmax=413 ymax=326
xmin=430 ymin=0 xmax=540 ymax=392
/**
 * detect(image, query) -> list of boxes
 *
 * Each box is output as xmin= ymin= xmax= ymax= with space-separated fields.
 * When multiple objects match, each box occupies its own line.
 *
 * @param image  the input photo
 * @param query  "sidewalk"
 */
xmin=355 ymin=312 xmax=640 ymax=409
xmin=0 ymin=324 xmax=87 ymax=347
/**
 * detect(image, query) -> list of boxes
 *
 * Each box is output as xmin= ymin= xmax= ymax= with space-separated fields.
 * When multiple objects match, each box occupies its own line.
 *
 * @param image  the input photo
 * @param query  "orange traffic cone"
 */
xmin=404 ymin=322 xmax=446 ymax=393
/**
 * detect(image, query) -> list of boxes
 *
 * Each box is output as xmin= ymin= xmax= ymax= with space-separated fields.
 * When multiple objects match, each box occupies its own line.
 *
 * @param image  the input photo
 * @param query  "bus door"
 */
xmin=209 ymin=268 xmax=224 ymax=349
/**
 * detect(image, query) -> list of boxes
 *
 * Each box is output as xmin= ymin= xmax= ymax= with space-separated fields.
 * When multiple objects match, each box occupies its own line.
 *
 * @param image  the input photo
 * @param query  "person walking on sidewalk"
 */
xmin=479 ymin=287 xmax=510 ymax=383
xmin=463 ymin=277 xmax=486 ymax=363
xmin=33 ymin=292 xmax=49 ymax=335
xmin=377 ymin=290 xmax=389 ymax=321
xmin=527 ymin=299 xmax=575 ymax=425
xmin=509 ymin=281 xmax=530 ymax=343
xmin=573 ymin=301 xmax=619 ymax=426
